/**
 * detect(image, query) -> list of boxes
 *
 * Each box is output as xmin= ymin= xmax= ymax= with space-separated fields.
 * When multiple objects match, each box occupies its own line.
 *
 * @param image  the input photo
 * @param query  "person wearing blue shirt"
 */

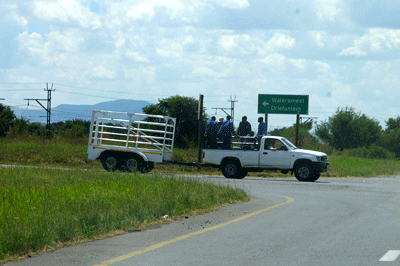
xmin=205 ymin=116 xmax=218 ymax=148
xmin=218 ymin=115 xmax=234 ymax=149
xmin=257 ymin=116 xmax=267 ymax=136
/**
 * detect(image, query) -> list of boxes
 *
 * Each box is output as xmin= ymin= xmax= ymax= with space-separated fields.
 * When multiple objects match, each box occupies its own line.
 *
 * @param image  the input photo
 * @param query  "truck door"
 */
xmin=259 ymin=138 xmax=291 ymax=168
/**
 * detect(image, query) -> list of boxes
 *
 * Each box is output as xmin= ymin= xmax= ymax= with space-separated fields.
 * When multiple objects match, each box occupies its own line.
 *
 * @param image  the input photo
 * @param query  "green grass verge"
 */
xmin=2 ymin=138 xmax=400 ymax=177
xmin=0 ymin=167 xmax=248 ymax=261
xmin=326 ymin=155 xmax=400 ymax=177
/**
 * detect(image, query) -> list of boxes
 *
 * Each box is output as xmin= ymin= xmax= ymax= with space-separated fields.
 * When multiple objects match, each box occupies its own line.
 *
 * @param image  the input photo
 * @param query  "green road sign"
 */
xmin=258 ymin=94 xmax=309 ymax=115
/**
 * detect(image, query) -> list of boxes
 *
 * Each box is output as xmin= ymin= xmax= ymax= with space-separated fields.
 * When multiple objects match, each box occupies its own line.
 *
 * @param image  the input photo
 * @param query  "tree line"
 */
xmin=1 ymin=99 xmax=400 ymax=158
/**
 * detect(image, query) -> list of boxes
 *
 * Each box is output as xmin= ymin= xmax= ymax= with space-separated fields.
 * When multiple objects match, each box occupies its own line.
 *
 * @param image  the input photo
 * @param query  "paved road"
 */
xmin=7 ymin=176 xmax=400 ymax=266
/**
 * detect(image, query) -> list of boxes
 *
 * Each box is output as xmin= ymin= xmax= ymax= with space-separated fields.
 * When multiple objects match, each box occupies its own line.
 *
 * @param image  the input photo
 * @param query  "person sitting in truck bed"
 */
xmin=217 ymin=115 xmax=234 ymax=149
xmin=205 ymin=116 xmax=218 ymax=149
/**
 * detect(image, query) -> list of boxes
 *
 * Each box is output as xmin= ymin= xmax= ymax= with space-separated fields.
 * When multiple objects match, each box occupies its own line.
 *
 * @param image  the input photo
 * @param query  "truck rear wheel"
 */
xmin=102 ymin=155 xmax=119 ymax=172
xmin=222 ymin=160 xmax=240 ymax=179
xmin=295 ymin=162 xmax=314 ymax=182
xmin=236 ymin=170 xmax=247 ymax=179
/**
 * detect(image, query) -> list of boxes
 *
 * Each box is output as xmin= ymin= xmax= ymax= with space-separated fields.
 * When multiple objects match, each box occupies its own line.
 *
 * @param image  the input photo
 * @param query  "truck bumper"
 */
xmin=312 ymin=162 xmax=329 ymax=173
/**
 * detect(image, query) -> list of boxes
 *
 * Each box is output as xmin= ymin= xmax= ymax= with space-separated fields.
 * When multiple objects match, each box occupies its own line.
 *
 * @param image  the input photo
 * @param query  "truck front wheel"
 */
xmin=295 ymin=162 xmax=314 ymax=182
xmin=222 ymin=160 xmax=240 ymax=179
xmin=102 ymin=155 xmax=119 ymax=172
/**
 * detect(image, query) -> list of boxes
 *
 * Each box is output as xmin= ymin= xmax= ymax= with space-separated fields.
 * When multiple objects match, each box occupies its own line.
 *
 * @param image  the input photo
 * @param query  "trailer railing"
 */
xmin=89 ymin=110 xmax=176 ymax=152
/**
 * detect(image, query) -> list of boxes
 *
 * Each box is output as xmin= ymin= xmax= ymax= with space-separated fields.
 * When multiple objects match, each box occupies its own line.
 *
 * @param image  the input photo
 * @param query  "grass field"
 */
xmin=2 ymin=137 xmax=400 ymax=262
xmin=0 ymin=167 xmax=247 ymax=262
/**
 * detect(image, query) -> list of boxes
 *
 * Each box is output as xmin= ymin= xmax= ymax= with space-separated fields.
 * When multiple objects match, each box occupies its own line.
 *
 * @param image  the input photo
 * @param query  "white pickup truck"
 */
xmin=87 ymin=110 xmax=176 ymax=173
xmin=203 ymin=136 xmax=329 ymax=182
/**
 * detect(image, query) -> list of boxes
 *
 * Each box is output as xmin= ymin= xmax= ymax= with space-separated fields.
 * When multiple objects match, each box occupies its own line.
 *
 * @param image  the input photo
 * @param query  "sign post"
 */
xmin=258 ymin=94 xmax=309 ymax=146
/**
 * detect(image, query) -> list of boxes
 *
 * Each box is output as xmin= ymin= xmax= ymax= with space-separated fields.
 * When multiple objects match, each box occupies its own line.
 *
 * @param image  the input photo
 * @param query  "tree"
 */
xmin=380 ymin=117 xmax=400 ymax=157
xmin=315 ymin=107 xmax=381 ymax=150
xmin=142 ymin=95 xmax=208 ymax=148
xmin=0 ymin=104 xmax=16 ymax=137
xmin=269 ymin=120 xmax=320 ymax=148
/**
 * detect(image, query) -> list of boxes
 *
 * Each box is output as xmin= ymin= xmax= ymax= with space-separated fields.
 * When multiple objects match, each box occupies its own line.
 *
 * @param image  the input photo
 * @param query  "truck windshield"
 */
xmin=281 ymin=138 xmax=297 ymax=150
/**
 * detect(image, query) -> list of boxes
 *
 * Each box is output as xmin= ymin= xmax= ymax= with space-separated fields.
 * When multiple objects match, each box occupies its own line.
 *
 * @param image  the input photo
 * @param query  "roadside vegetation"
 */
xmin=0 ymin=167 xmax=247 ymax=262
xmin=2 ymin=100 xmax=400 ymax=263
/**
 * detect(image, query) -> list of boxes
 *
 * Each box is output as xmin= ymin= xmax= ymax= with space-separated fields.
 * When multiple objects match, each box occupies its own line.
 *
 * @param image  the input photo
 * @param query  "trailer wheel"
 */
xmin=140 ymin=162 xmax=154 ymax=173
xmin=124 ymin=157 xmax=140 ymax=172
xmin=102 ymin=155 xmax=119 ymax=172
xmin=295 ymin=162 xmax=313 ymax=182
xmin=222 ymin=160 xmax=240 ymax=179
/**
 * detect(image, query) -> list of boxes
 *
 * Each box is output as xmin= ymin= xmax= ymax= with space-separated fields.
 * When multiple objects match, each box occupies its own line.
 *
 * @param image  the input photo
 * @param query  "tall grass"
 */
xmin=327 ymin=155 xmax=400 ymax=177
xmin=0 ymin=167 xmax=247 ymax=261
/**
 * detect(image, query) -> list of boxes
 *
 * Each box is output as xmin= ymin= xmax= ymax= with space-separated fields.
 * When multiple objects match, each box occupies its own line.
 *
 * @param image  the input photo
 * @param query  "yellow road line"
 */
xmin=93 ymin=195 xmax=294 ymax=266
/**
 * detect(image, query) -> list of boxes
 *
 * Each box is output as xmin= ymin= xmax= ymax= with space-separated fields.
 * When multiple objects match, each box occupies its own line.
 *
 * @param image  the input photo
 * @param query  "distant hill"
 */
xmin=11 ymin=99 xmax=152 ymax=123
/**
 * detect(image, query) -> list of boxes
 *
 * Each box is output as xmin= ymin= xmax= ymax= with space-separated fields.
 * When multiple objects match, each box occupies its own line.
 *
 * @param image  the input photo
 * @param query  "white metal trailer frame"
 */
xmin=88 ymin=110 xmax=176 ymax=166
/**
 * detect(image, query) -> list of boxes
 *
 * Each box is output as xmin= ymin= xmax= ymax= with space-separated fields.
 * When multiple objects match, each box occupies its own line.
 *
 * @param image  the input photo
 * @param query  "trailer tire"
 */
xmin=222 ymin=160 xmax=240 ymax=179
xmin=140 ymin=161 xmax=154 ymax=173
xmin=124 ymin=157 xmax=140 ymax=172
xmin=102 ymin=155 xmax=119 ymax=172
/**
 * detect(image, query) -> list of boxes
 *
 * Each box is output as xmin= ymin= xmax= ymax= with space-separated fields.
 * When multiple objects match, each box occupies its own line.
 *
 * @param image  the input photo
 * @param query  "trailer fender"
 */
xmin=98 ymin=149 xmax=148 ymax=162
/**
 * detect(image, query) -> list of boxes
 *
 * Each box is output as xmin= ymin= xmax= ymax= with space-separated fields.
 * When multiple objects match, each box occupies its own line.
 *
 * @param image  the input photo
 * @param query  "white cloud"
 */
xmin=16 ymin=31 xmax=45 ymax=57
xmin=313 ymin=0 xmax=345 ymax=23
xmin=127 ymin=51 xmax=149 ymax=63
xmin=211 ymin=0 xmax=250 ymax=9
xmin=339 ymin=28 xmax=400 ymax=56
xmin=266 ymin=33 xmax=296 ymax=51
xmin=46 ymin=29 xmax=85 ymax=53
xmin=33 ymin=0 xmax=102 ymax=29
xmin=91 ymin=65 xmax=118 ymax=79
xmin=259 ymin=53 xmax=287 ymax=72
xmin=309 ymin=31 xmax=326 ymax=48
xmin=314 ymin=61 xmax=331 ymax=74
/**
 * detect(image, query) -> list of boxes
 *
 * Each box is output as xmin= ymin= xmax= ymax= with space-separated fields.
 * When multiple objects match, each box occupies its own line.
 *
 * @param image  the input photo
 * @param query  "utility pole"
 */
xmin=228 ymin=95 xmax=238 ymax=123
xmin=197 ymin=94 xmax=204 ymax=169
xmin=212 ymin=95 xmax=237 ymax=123
xmin=24 ymin=83 xmax=55 ymax=139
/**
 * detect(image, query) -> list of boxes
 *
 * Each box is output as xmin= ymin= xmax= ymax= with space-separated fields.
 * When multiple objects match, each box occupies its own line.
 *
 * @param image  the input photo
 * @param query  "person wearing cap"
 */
xmin=218 ymin=115 xmax=234 ymax=149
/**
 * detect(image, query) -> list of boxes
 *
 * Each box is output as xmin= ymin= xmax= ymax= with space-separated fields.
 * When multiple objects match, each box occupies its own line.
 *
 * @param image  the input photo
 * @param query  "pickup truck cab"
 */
xmin=203 ymin=136 xmax=329 ymax=182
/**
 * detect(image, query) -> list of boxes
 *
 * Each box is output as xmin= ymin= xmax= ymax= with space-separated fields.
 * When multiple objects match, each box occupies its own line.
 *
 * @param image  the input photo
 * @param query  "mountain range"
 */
xmin=11 ymin=99 xmax=152 ymax=123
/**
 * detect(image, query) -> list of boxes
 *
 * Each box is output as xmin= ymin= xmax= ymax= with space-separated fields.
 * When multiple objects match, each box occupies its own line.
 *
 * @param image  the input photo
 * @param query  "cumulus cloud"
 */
xmin=313 ymin=0 xmax=345 ymax=23
xmin=16 ymin=31 xmax=44 ymax=57
xmin=339 ymin=28 xmax=400 ymax=56
xmin=33 ymin=0 xmax=102 ymax=29
xmin=266 ymin=32 xmax=296 ymax=51
xmin=91 ymin=65 xmax=118 ymax=79
xmin=211 ymin=0 xmax=250 ymax=9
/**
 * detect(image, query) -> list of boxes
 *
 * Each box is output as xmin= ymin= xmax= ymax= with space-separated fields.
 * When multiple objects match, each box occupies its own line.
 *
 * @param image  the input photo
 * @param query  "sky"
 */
xmin=1 ymin=0 xmax=400 ymax=132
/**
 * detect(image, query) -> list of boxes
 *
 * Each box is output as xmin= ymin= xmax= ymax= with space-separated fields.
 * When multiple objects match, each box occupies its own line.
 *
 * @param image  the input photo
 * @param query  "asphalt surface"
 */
xmin=6 ymin=175 xmax=400 ymax=266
